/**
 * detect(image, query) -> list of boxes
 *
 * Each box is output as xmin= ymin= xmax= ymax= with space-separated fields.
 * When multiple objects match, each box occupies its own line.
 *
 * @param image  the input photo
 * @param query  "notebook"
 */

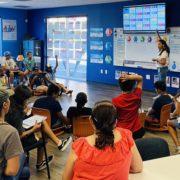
xmin=23 ymin=115 xmax=46 ymax=129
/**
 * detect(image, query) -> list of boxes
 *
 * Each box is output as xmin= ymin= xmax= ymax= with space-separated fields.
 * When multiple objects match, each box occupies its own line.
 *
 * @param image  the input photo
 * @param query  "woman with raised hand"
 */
xmin=63 ymin=101 xmax=142 ymax=180
xmin=152 ymin=39 xmax=170 ymax=82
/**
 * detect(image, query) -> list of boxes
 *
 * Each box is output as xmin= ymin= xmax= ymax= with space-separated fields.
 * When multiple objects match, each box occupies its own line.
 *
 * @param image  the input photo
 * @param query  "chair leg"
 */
xmin=41 ymin=127 xmax=51 ymax=179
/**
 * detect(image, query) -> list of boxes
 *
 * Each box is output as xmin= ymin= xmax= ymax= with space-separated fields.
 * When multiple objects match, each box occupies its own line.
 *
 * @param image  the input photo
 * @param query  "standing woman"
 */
xmin=153 ymin=39 xmax=170 ymax=82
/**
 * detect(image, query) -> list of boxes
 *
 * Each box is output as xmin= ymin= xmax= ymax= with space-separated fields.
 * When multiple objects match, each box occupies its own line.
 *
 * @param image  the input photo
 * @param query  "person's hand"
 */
xmin=120 ymin=73 xmax=129 ymax=82
xmin=32 ymin=121 xmax=41 ymax=132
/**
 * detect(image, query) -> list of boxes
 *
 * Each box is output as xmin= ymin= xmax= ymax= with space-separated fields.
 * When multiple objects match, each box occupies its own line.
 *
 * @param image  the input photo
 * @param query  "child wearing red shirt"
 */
xmin=112 ymin=73 xmax=145 ymax=139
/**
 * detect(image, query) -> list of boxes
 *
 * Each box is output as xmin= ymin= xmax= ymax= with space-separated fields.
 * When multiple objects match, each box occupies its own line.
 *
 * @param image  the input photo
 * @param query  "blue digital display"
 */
xmin=123 ymin=3 xmax=166 ymax=33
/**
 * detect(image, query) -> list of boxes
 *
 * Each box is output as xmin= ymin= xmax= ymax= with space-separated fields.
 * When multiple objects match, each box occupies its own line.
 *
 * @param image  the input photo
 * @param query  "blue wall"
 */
xmin=0 ymin=8 xmax=27 ymax=58
xmin=27 ymin=0 xmax=180 ymax=93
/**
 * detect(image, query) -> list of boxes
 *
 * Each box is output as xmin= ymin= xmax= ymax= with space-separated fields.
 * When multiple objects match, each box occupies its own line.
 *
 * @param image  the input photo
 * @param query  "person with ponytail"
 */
xmin=63 ymin=101 xmax=142 ymax=180
xmin=152 ymin=39 xmax=170 ymax=82
xmin=67 ymin=92 xmax=92 ymax=124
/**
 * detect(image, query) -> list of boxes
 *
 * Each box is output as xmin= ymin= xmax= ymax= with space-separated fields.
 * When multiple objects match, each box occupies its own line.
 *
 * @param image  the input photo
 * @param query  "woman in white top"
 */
xmin=153 ymin=39 xmax=170 ymax=82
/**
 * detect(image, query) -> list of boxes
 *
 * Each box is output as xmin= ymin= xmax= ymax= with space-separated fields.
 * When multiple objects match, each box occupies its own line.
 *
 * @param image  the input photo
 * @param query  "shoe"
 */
xmin=66 ymin=90 xmax=73 ymax=95
xmin=36 ymin=155 xmax=54 ymax=171
xmin=175 ymin=146 xmax=180 ymax=154
xmin=58 ymin=136 xmax=72 ymax=151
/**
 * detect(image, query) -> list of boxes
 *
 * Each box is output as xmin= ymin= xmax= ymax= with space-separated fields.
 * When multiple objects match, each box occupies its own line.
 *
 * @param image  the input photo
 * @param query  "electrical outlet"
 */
xmin=100 ymin=69 xmax=103 ymax=74
xmin=105 ymin=70 xmax=108 ymax=74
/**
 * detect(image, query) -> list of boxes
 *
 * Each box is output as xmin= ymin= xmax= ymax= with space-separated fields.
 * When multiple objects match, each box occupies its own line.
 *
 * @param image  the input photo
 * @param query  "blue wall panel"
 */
xmin=27 ymin=0 xmax=180 ymax=93
xmin=0 ymin=8 xmax=27 ymax=58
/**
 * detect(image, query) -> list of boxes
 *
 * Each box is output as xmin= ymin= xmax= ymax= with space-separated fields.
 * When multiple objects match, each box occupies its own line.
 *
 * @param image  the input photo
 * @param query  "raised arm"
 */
xmin=53 ymin=55 xmax=59 ymax=72
xmin=120 ymin=74 xmax=143 ymax=89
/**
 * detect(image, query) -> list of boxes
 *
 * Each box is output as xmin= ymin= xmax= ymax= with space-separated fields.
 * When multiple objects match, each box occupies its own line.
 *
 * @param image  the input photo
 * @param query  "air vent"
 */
xmin=14 ymin=0 xmax=32 ymax=1
xmin=13 ymin=5 xmax=31 ymax=8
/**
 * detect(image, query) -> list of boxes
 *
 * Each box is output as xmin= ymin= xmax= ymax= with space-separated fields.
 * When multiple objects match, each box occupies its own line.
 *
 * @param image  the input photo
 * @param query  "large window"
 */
xmin=47 ymin=16 xmax=87 ymax=81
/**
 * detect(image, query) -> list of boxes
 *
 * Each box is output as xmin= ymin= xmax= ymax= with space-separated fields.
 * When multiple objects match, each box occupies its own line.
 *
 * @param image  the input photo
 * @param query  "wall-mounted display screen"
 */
xmin=123 ymin=3 xmax=166 ymax=33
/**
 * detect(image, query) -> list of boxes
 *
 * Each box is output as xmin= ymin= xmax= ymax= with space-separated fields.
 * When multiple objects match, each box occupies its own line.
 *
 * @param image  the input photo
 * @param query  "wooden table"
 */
xmin=129 ymin=155 xmax=180 ymax=180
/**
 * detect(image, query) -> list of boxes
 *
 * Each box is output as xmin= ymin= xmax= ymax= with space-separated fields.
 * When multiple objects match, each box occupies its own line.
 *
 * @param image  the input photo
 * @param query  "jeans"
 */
xmin=3 ymin=153 xmax=30 ymax=180
xmin=158 ymin=66 xmax=168 ymax=82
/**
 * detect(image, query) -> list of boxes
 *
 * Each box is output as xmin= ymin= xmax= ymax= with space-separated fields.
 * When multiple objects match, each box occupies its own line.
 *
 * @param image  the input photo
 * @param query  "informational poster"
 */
xmin=90 ymin=41 xmax=103 ymax=50
xmin=171 ymin=77 xmax=179 ymax=88
xmin=3 ymin=19 xmax=17 ymax=40
xmin=169 ymin=27 xmax=180 ymax=72
xmin=113 ymin=28 xmax=125 ymax=66
xmin=90 ymin=54 xmax=103 ymax=64
xmin=115 ymin=70 xmax=121 ymax=80
xmin=90 ymin=28 xmax=103 ymax=38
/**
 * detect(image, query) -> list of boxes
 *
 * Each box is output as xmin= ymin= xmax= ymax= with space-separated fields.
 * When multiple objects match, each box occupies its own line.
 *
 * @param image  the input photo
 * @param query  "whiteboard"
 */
xmin=124 ymin=34 xmax=168 ymax=69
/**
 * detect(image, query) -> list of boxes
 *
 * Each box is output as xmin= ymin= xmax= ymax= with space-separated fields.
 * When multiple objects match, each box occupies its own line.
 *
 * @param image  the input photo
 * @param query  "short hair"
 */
xmin=47 ymin=84 xmax=60 ymax=96
xmin=75 ymin=92 xmax=87 ymax=108
xmin=27 ymin=51 xmax=32 ymax=56
xmin=118 ymin=78 xmax=135 ymax=92
xmin=154 ymin=81 xmax=166 ymax=92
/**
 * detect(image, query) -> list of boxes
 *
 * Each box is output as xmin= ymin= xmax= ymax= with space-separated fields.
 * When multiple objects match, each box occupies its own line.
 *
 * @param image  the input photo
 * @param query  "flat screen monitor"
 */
xmin=123 ymin=3 xmax=166 ymax=33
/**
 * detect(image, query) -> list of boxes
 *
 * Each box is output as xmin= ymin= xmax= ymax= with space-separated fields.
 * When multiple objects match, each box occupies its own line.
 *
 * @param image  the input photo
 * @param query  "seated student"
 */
xmin=112 ymin=73 xmax=145 ymax=140
xmin=19 ymin=51 xmax=36 ymax=85
xmin=67 ymin=92 xmax=92 ymax=124
xmin=30 ymin=66 xmax=48 ymax=96
xmin=62 ymin=101 xmax=143 ymax=179
xmin=1 ymin=51 xmax=19 ymax=88
xmin=34 ymin=84 xmax=69 ymax=128
xmin=146 ymin=81 xmax=172 ymax=123
xmin=167 ymin=92 xmax=180 ymax=153
xmin=44 ymin=55 xmax=73 ymax=95
xmin=5 ymin=85 xmax=72 ymax=171
xmin=0 ymin=90 xmax=30 ymax=180
xmin=0 ymin=68 xmax=14 ymax=96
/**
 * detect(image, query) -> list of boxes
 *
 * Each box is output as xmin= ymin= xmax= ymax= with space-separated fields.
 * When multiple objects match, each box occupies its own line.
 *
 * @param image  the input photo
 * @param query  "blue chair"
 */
xmin=135 ymin=138 xmax=170 ymax=161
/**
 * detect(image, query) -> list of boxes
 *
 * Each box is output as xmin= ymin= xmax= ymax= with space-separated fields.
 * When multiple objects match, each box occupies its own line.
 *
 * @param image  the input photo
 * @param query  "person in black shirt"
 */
xmin=34 ymin=84 xmax=68 ymax=127
xmin=146 ymin=81 xmax=172 ymax=123
xmin=67 ymin=92 xmax=92 ymax=124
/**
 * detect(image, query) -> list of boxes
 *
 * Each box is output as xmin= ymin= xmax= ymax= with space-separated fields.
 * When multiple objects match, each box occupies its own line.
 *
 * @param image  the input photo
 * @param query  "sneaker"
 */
xmin=36 ymin=155 xmax=54 ymax=171
xmin=66 ymin=90 xmax=73 ymax=95
xmin=58 ymin=136 xmax=72 ymax=151
xmin=175 ymin=146 xmax=180 ymax=154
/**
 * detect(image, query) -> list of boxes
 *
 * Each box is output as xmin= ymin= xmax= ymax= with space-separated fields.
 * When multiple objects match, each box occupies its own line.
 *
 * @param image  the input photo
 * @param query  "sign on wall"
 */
xmin=2 ymin=19 xmax=17 ymax=41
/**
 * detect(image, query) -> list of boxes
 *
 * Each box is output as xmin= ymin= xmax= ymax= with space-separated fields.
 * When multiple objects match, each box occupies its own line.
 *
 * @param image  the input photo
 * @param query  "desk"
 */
xmin=129 ymin=155 xmax=180 ymax=180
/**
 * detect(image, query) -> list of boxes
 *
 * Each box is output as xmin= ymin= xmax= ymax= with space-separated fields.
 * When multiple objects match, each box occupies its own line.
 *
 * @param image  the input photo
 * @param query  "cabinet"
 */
xmin=22 ymin=40 xmax=44 ymax=69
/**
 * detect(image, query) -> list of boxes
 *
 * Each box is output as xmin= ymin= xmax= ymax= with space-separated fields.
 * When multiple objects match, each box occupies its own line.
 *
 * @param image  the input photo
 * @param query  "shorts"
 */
xmin=171 ymin=119 xmax=180 ymax=129
xmin=21 ymin=133 xmax=38 ymax=149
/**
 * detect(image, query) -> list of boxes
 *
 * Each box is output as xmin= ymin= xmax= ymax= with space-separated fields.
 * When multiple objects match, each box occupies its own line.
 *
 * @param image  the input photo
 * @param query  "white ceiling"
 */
xmin=0 ymin=0 xmax=132 ymax=9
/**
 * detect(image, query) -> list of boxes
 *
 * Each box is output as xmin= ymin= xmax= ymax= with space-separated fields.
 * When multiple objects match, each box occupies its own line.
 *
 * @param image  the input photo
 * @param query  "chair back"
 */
xmin=135 ymin=138 xmax=170 ymax=161
xmin=139 ymin=112 xmax=147 ymax=127
xmin=73 ymin=115 xmax=94 ymax=137
xmin=32 ymin=107 xmax=51 ymax=127
xmin=160 ymin=103 xmax=172 ymax=127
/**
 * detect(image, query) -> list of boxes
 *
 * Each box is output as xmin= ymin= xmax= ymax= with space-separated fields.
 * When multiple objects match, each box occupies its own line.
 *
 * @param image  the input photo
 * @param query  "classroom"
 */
xmin=0 ymin=0 xmax=180 ymax=179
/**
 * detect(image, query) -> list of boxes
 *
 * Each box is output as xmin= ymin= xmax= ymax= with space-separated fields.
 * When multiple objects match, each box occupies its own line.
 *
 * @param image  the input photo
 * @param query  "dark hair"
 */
xmin=0 ymin=90 xmax=9 ymax=112
xmin=47 ymin=84 xmax=60 ymax=96
xmin=118 ymin=78 xmax=135 ymax=92
xmin=154 ymin=80 xmax=166 ymax=92
xmin=12 ymin=85 xmax=32 ymax=106
xmin=91 ymin=101 xmax=117 ymax=149
xmin=75 ymin=92 xmax=87 ymax=109
xmin=45 ymin=66 xmax=52 ymax=73
xmin=27 ymin=51 xmax=32 ymax=56
xmin=159 ymin=39 xmax=170 ymax=56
